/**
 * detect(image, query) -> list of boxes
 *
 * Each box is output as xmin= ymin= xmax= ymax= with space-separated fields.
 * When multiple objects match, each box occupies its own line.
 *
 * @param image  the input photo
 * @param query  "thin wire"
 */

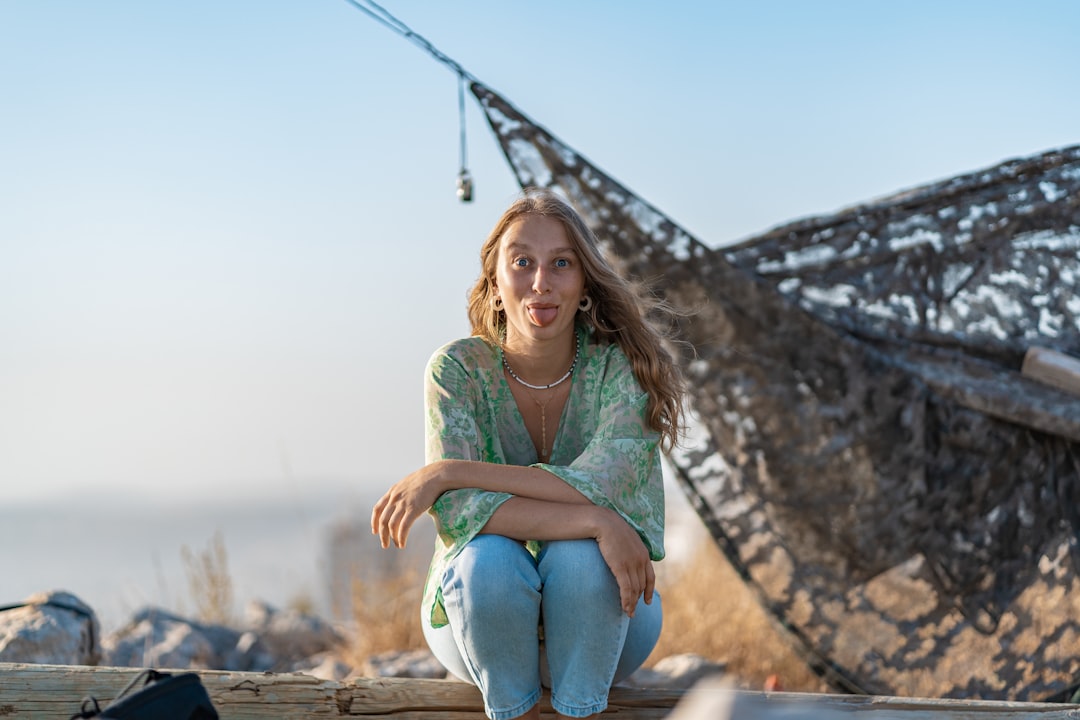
xmin=341 ymin=0 xmax=477 ymax=82
xmin=343 ymin=0 xmax=475 ymax=181
xmin=458 ymin=72 xmax=468 ymax=173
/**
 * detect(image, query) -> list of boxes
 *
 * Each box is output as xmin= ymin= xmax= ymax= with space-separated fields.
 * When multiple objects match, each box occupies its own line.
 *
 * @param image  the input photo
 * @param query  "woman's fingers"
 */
xmin=392 ymin=505 xmax=416 ymax=548
xmin=606 ymin=563 xmax=636 ymax=618
xmin=371 ymin=465 xmax=444 ymax=550
xmin=607 ymin=555 xmax=648 ymax=616
xmin=628 ymin=561 xmax=651 ymax=614
xmin=594 ymin=511 xmax=655 ymax=617
xmin=371 ymin=493 xmax=390 ymax=548
xmin=370 ymin=495 xmax=384 ymax=534
xmin=387 ymin=501 xmax=410 ymax=549
xmin=621 ymin=576 xmax=637 ymax=617
xmin=371 ymin=488 xmax=412 ymax=549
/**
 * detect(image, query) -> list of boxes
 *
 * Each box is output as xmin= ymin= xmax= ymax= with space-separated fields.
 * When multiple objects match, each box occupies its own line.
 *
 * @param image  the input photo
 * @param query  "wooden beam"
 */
xmin=0 ymin=663 xmax=682 ymax=719
xmin=668 ymin=678 xmax=1080 ymax=720
xmin=1022 ymin=346 xmax=1080 ymax=398
xmin=3 ymin=664 xmax=1077 ymax=719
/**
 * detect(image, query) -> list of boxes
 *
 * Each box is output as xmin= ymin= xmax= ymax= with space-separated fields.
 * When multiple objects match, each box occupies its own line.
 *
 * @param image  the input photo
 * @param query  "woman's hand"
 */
xmin=593 ymin=508 xmax=655 ymax=618
xmin=371 ymin=461 xmax=448 ymax=549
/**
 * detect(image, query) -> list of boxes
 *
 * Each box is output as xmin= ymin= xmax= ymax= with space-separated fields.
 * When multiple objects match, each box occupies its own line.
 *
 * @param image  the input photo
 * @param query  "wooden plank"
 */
xmin=1022 ymin=346 xmax=1080 ymax=398
xmin=3 ymin=664 xmax=1077 ymax=719
xmin=0 ymin=663 xmax=680 ymax=719
xmin=667 ymin=679 xmax=1080 ymax=720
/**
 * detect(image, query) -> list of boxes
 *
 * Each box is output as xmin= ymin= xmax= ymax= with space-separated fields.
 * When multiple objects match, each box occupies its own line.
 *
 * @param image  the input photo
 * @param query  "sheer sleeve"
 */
xmin=422 ymin=347 xmax=512 ymax=627
xmin=534 ymin=348 xmax=666 ymax=560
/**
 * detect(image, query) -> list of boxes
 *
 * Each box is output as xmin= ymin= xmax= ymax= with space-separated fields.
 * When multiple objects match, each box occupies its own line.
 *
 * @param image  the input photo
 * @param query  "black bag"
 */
xmin=70 ymin=669 xmax=219 ymax=720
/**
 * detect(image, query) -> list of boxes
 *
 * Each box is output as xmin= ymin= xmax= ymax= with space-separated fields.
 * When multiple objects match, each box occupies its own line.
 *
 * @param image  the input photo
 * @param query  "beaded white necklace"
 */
xmin=502 ymin=337 xmax=580 ymax=463
xmin=501 ymin=336 xmax=579 ymax=390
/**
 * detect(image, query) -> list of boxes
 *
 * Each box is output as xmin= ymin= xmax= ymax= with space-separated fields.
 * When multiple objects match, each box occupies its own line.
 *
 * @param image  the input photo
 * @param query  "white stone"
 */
xmin=0 ymin=590 xmax=100 ymax=665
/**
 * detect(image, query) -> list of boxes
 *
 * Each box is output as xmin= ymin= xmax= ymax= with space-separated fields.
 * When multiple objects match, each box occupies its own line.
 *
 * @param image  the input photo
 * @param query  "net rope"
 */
xmin=471 ymin=79 xmax=1080 ymax=701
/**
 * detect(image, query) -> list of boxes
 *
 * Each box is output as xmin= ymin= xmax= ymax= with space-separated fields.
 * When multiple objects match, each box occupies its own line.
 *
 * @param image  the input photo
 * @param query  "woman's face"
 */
xmin=492 ymin=214 xmax=586 ymax=349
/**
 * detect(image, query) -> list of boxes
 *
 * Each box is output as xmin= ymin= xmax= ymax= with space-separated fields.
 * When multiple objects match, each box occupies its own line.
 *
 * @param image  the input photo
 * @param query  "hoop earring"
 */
xmin=578 ymin=295 xmax=593 ymax=312
xmin=492 ymin=296 xmax=504 ymax=311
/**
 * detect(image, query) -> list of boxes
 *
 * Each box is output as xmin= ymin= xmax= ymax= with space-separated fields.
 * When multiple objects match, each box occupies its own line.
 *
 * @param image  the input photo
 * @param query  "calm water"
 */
xmin=0 ymin=482 xmax=399 ymax=633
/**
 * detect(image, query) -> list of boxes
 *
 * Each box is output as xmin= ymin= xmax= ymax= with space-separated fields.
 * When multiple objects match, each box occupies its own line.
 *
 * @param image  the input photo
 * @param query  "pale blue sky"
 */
xmin=3 ymin=1 xmax=1079 ymax=504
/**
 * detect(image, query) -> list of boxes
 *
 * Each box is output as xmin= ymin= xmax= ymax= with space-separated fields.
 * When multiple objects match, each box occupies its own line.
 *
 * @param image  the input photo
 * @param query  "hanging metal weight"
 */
xmin=456 ymin=170 xmax=474 ymax=202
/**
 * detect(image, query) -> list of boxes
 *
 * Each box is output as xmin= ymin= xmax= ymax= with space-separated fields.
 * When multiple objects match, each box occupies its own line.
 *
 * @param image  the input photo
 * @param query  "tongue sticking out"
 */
xmin=528 ymin=306 xmax=558 ymax=327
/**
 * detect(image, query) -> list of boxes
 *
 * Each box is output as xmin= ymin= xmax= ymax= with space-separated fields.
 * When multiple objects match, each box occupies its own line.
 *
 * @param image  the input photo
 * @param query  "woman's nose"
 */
xmin=532 ymin=267 xmax=550 ymax=294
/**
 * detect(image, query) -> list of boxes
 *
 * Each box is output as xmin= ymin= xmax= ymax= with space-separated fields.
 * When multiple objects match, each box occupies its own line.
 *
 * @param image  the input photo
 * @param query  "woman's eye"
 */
xmin=554 ymin=258 xmax=570 ymax=268
xmin=513 ymin=257 xmax=529 ymax=267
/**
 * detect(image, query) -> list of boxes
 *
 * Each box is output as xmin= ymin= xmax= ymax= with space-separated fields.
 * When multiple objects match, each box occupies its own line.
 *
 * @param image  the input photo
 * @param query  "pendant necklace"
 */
xmin=520 ymin=384 xmax=564 ymax=463
xmin=503 ymin=336 xmax=579 ymax=463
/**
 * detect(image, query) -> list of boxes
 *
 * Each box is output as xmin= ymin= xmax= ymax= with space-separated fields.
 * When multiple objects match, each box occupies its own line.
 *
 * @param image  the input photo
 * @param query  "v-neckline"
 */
xmin=497 ymin=328 xmax=582 ymax=464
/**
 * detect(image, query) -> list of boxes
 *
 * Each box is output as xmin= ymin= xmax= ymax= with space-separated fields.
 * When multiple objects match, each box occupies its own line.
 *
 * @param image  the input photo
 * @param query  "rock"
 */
xmin=102 ymin=607 xmax=244 ymax=670
xmin=362 ymin=648 xmax=447 ymax=679
xmin=243 ymin=600 xmax=344 ymax=664
xmin=228 ymin=630 xmax=276 ymax=672
xmin=0 ymin=590 xmax=100 ymax=665
xmin=293 ymin=651 xmax=353 ymax=681
xmin=103 ymin=602 xmax=345 ymax=672
xmin=622 ymin=653 xmax=727 ymax=690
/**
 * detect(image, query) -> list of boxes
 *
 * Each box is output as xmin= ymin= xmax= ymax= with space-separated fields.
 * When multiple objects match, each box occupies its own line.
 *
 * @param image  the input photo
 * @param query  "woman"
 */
xmin=371 ymin=189 xmax=684 ymax=720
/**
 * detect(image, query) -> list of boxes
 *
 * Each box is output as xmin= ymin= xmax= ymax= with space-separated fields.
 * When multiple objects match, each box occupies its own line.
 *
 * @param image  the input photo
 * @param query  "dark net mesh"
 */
xmin=472 ymin=80 xmax=1080 ymax=700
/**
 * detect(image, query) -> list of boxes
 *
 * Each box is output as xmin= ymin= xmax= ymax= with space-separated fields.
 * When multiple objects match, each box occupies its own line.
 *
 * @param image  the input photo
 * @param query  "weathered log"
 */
xmin=1023 ymin=347 xmax=1080 ymax=398
xmin=3 ymin=663 xmax=1079 ymax=719
xmin=667 ymin=678 xmax=1080 ymax=720
xmin=0 ymin=663 xmax=682 ymax=719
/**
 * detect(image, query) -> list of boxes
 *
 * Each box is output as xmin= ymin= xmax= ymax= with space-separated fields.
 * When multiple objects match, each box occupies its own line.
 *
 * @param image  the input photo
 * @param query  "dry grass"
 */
xmin=648 ymin=537 xmax=827 ymax=692
xmin=181 ymin=530 xmax=234 ymax=625
xmin=343 ymin=566 xmax=427 ymax=666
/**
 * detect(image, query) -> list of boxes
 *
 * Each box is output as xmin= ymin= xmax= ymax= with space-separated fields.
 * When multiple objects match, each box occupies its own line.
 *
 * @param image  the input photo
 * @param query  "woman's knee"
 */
xmin=444 ymin=535 xmax=541 ymax=611
xmin=536 ymin=539 xmax=617 ymax=596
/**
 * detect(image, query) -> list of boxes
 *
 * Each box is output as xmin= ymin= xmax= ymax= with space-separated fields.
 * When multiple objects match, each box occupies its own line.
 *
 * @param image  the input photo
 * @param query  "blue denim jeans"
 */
xmin=423 ymin=535 xmax=663 ymax=719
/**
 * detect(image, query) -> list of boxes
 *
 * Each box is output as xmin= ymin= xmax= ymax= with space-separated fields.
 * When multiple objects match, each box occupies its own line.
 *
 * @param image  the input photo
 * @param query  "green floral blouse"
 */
xmin=422 ymin=325 xmax=666 ymax=628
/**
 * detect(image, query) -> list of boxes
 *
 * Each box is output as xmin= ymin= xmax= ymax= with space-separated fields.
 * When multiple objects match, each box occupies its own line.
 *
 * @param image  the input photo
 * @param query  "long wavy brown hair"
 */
xmin=467 ymin=188 xmax=685 ymax=449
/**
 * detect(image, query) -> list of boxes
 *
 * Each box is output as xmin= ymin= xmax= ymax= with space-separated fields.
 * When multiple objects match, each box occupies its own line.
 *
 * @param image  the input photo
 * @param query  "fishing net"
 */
xmin=472 ymin=80 xmax=1080 ymax=700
